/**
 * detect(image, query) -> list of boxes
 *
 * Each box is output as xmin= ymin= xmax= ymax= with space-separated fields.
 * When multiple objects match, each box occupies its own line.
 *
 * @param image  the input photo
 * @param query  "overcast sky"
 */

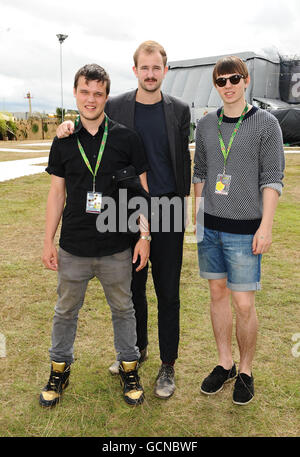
xmin=1 ymin=0 xmax=300 ymax=113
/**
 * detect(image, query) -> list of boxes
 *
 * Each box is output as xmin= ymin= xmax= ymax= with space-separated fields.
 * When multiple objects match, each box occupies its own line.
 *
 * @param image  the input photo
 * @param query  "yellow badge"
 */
xmin=215 ymin=174 xmax=232 ymax=195
xmin=216 ymin=181 xmax=225 ymax=192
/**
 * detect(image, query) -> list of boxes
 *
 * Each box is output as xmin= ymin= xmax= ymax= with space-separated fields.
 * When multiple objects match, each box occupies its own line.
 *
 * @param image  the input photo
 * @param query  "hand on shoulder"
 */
xmin=56 ymin=121 xmax=74 ymax=138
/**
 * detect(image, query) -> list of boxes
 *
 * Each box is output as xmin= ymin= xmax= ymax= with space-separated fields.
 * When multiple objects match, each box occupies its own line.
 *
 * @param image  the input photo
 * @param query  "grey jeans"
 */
xmin=49 ymin=247 xmax=140 ymax=364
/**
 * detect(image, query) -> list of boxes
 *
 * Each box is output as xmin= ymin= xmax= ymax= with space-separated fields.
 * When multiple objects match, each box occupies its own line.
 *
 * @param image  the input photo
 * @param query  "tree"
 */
xmin=6 ymin=120 xmax=17 ymax=139
xmin=0 ymin=113 xmax=17 ymax=140
xmin=56 ymin=107 xmax=66 ymax=124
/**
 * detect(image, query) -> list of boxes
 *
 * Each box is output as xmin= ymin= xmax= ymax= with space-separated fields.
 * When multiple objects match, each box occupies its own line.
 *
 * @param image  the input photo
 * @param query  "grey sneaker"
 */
xmin=154 ymin=364 xmax=175 ymax=399
xmin=108 ymin=360 xmax=120 ymax=375
xmin=109 ymin=347 xmax=148 ymax=375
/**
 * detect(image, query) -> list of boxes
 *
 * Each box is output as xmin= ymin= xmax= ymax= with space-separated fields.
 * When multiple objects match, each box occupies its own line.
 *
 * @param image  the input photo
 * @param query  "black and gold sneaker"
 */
xmin=39 ymin=361 xmax=71 ymax=408
xmin=119 ymin=361 xmax=144 ymax=406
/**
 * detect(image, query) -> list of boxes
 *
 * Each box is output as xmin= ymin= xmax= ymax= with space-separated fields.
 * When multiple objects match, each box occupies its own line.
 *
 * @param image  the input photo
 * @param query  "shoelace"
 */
xmin=48 ymin=376 xmax=61 ymax=391
xmin=235 ymin=374 xmax=254 ymax=397
xmin=48 ymin=371 xmax=67 ymax=392
xmin=158 ymin=365 xmax=174 ymax=380
xmin=124 ymin=370 xmax=140 ymax=389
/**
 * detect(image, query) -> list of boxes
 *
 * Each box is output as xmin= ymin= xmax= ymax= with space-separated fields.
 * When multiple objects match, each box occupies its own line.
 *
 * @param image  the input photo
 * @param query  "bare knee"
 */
xmin=209 ymin=279 xmax=230 ymax=304
xmin=232 ymin=291 xmax=255 ymax=318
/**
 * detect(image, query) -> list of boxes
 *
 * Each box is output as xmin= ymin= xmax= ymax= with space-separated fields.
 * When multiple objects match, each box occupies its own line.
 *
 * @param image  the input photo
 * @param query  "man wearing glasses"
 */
xmin=193 ymin=56 xmax=285 ymax=405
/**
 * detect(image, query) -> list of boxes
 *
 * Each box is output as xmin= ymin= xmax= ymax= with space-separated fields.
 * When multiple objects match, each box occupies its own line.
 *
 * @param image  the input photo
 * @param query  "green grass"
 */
xmin=0 ymin=151 xmax=299 ymax=437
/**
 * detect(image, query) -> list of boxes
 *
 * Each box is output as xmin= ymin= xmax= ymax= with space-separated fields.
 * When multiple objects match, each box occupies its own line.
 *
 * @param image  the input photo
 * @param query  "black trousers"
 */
xmin=131 ymin=195 xmax=185 ymax=364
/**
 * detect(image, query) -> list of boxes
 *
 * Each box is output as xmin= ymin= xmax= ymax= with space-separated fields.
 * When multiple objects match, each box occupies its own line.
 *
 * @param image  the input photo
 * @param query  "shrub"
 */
xmin=0 ymin=119 xmax=7 ymax=139
xmin=31 ymin=123 xmax=39 ymax=133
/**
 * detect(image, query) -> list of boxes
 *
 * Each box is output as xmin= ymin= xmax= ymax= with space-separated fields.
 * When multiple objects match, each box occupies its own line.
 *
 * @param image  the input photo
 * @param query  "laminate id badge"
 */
xmin=86 ymin=192 xmax=102 ymax=213
xmin=215 ymin=174 xmax=231 ymax=195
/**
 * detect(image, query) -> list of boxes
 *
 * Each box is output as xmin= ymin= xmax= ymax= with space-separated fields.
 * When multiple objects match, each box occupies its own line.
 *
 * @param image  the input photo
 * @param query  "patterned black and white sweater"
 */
xmin=192 ymin=107 xmax=285 ymax=234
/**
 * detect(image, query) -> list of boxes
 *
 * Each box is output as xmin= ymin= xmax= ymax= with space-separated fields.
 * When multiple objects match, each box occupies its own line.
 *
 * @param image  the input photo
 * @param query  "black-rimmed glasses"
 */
xmin=215 ymin=74 xmax=245 ymax=87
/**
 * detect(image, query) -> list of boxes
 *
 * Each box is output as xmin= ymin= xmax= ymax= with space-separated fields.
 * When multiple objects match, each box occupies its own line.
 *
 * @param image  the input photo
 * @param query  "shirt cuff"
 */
xmin=45 ymin=166 xmax=65 ymax=178
xmin=260 ymin=183 xmax=283 ymax=196
xmin=192 ymin=176 xmax=206 ymax=184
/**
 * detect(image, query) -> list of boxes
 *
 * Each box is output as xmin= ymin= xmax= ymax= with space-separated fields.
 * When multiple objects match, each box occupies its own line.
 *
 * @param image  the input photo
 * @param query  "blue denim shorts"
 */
xmin=197 ymin=227 xmax=262 ymax=291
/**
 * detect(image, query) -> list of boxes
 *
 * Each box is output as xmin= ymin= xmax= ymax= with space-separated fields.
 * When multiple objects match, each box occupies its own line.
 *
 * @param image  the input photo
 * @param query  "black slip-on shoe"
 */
xmin=233 ymin=372 xmax=254 ymax=405
xmin=201 ymin=364 xmax=237 ymax=395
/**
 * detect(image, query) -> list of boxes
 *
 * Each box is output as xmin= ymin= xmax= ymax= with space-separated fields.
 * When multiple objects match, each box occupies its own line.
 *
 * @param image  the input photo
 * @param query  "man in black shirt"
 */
xmin=39 ymin=64 xmax=149 ymax=408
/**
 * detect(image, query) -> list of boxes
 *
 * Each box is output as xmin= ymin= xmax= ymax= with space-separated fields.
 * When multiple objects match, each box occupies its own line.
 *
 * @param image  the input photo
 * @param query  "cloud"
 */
xmin=2 ymin=0 xmax=137 ymax=41
xmin=1 ymin=0 xmax=139 ymax=111
xmin=244 ymin=0 xmax=300 ymax=56
xmin=2 ymin=0 xmax=300 ymax=112
xmin=247 ymin=0 xmax=299 ymax=28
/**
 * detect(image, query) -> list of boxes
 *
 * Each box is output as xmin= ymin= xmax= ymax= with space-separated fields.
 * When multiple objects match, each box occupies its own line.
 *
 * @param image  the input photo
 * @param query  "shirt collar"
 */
xmin=73 ymin=115 xmax=107 ymax=135
xmin=216 ymin=106 xmax=257 ymax=123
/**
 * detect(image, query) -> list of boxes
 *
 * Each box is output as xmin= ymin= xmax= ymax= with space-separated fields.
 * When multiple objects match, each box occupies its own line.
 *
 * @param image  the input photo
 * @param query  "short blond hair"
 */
xmin=133 ymin=40 xmax=167 ymax=67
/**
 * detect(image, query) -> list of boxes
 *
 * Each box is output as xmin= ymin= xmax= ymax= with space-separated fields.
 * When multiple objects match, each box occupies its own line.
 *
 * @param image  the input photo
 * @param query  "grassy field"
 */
xmin=0 ymin=146 xmax=299 ymax=438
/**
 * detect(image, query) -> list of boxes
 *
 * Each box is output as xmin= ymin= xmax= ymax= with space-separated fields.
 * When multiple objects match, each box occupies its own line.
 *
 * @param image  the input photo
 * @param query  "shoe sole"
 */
xmin=154 ymin=387 xmax=176 ymax=399
xmin=232 ymin=395 xmax=254 ymax=406
xmin=39 ymin=395 xmax=61 ymax=408
xmin=39 ymin=389 xmax=65 ymax=408
xmin=39 ymin=380 xmax=69 ymax=408
xmin=154 ymin=392 xmax=175 ymax=399
xmin=200 ymin=375 xmax=237 ymax=396
xmin=124 ymin=394 xmax=145 ymax=406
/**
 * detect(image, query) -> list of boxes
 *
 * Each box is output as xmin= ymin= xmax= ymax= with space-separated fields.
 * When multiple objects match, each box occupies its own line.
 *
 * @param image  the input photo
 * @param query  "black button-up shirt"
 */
xmin=46 ymin=116 xmax=148 ymax=257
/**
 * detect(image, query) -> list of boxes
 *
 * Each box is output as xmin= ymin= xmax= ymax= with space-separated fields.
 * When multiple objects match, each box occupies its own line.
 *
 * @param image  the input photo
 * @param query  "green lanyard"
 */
xmin=77 ymin=115 xmax=108 ymax=192
xmin=217 ymin=103 xmax=248 ymax=173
